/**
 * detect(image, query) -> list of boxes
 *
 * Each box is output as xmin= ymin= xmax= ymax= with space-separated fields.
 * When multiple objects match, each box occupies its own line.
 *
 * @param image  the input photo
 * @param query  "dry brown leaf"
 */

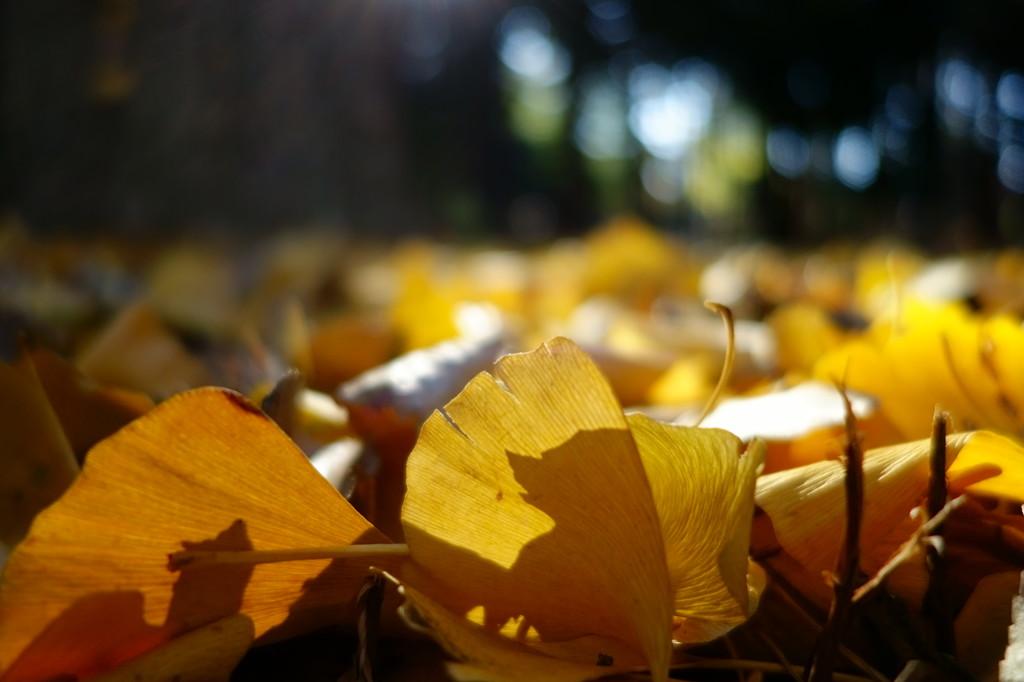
xmin=24 ymin=346 xmax=153 ymax=461
xmin=0 ymin=353 xmax=78 ymax=546
xmin=76 ymin=301 xmax=208 ymax=398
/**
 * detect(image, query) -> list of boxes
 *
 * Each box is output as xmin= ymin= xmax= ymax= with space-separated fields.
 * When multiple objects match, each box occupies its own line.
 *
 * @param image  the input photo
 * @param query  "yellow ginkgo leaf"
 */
xmin=583 ymin=216 xmax=687 ymax=306
xmin=396 ymin=580 xmax=630 ymax=682
xmin=338 ymin=333 xmax=506 ymax=539
xmin=389 ymin=244 xmax=522 ymax=350
xmin=754 ymin=432 xmax=977 ymax=578
xmin=947 ymin=430 xmax=1024 ymax=503
xmin=1 ymin=596 xmax=254 ymax=682
xmin=815 ymin=302 xmax=1024 ymax=440
xmin=0 ymin=388 xmax=402 ymax=677
xmin=399 ymin=337 xmax=763 ymax=681
xmin=766 ymin=302 xmax=848 ymax=374
xmin=627 ymin=415 xmax=764 ymax=643
xmin=980 ymin=315 xmax=1024 ymax=429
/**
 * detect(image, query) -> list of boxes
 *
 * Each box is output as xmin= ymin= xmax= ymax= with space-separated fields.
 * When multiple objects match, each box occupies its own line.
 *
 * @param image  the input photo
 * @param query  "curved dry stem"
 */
xmin=694 ymin=301 xmax=735 ymax=428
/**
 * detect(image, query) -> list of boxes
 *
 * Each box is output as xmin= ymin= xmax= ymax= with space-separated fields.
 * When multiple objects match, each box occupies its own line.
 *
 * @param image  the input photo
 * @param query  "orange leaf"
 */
xmin=1 ymin=592 xmax=171 ymax=682
xmin=0 ymin=388 xmax=401 ymax=676
xmin=90 ymin=613 xmax=253 ymax=682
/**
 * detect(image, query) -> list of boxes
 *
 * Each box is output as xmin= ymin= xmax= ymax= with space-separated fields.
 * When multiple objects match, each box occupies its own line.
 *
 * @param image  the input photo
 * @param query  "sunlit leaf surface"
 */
xmin=399 ymin=337 xmax=763 ymax=681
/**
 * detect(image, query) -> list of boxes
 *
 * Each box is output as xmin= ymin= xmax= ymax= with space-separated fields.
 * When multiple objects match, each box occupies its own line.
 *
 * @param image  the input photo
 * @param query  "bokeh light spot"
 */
xmin=628 ymin=62 xmax=713 ymax=159
xmin=766 ymin=126 xmax=811 ymax=179
xmin=574 ymin=74 xmax=630 ymax=160
xmin=998 ymin=144 xmax=1024 ymax=193
xmin=936 ymin=56 xmax=988 ymax=136
xmin=497 ymin=7 xmax=570 ymax=86
xmin=996 ymin=71 xmax=1024 ymax=120
xmin=885 ymin=83 xmax=924 ymax=129
xmin=833 ymin=126 xmax=879 ymax=190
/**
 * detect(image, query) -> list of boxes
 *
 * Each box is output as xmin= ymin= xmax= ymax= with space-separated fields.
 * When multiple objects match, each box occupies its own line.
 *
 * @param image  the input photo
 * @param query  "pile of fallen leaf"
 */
xmin=1 ymin=216 xmax=1024 ymax=682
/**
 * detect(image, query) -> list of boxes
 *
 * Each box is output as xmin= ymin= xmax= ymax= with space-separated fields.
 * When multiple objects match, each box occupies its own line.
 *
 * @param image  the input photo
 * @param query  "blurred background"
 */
xmin=3 ymin=0 xmax=1024 ymax=249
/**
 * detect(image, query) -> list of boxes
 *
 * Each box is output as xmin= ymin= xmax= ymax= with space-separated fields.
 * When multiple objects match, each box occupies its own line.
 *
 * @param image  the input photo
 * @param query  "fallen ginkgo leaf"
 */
xmin=754 ymin=432 xmax=976 ymax=580
xmin=0 ymin=388 xmax=404 ymax=678
xmin=396 ymin=337 xmax=765 ymax=682
xmin=814 ymin=302 xmax=1024 ymax=440
xmin=752 ymin=429 xmax=1024 ymax=612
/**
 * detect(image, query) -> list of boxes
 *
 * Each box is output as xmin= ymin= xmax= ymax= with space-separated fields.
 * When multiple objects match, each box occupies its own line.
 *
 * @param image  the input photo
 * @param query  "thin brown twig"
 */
xmin=927 ymin=408 xmax=949 ymax=520
xmin=807 ymin=385 xmax=864 ymax=682
xmin=923 ymin=408 xmax=955 ymax=654
xmin=852 ymin=496 xmax=966 ymax=604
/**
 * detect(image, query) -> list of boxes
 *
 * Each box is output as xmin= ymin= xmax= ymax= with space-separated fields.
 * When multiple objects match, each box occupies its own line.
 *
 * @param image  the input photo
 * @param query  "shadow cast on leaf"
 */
xmin=2 ymin=520 xmax=255 ymax=682
xmin=402 ymin=428 xmax=651 ymax=666
xmin=258 ymin=527 xmax=404 ymax=645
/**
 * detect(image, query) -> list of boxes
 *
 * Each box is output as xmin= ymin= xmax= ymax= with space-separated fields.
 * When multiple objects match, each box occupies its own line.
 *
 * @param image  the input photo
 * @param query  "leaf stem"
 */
xmin=694 ymin=301 xmax=735 ymax=427
xmin=168 ymin=543 xmax=409 ymax=570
